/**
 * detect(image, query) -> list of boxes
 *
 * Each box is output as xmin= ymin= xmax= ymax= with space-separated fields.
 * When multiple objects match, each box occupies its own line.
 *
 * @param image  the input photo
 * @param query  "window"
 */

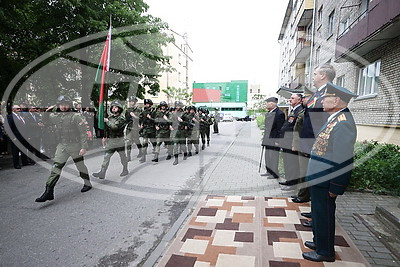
xmin=315 ymin=47 xmax=321 ymax=66
xmin=339 ymin=17 xmax=350 ymax=36
xmin=360 ymin=0 xmax=369 ymax=18
xmin=328 ymin=11 xmax=335 ymax=37
xmin=318 ymin=6 xmax=323 ymax=25
xmin=336 ymin=75 xmax=345 ymax=87
xmin=258 ymin=89 xmax=260 ymax=93
xmin=250 ymin=89 xmax=253 ymax=93
xmin=357 ymin=60 xmax=381 ymax=96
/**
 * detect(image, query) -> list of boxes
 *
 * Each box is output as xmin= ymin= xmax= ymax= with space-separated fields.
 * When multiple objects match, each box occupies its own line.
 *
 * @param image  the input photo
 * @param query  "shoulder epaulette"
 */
xmin=337 ymin=114 xmax=347 ymax=122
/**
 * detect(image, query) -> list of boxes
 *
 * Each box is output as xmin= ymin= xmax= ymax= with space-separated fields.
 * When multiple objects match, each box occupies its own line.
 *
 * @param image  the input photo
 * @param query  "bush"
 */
xmin=256 ymin=115 xmax=265 ymax=129
xmin=350 ymin=140 xmax=400 ymax=195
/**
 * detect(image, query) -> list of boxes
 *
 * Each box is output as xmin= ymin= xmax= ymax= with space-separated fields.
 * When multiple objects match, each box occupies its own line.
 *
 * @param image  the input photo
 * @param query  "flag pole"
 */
xmin=104 ymin=16 xmax=112 ymax=139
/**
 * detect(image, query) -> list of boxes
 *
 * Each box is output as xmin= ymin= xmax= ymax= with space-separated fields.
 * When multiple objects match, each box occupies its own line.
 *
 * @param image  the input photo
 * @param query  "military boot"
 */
xmin=81 ymin=180 xmax=92 ymax=192
xmin=202 ymin=144 xmax=206 ymax=150
xmin=207 ymin=141 xmax=210 ymax=146
xmin=93 ymin=167 xmax=107 ymax=179
xmin=173 ymin=154 xmax=179 ymax=165
xmin=137 ymin=148 xmax=143 ymax=158
xmin=120 ymin=165 xmax=129 ymax=176
xmin=35 ymin=185 xmax=54 ymax=202
xmin=139 ymin=152 xmax=146 ymax=163
xmin=166 ymin=154 xmax=172 ymax=160
xmin=188 ymin=151 xmax=192 ymax=157
xmin=152 ymin=153 xmax=159 ymax=162
xmin=183 ymin=152 xmax=188 ymax=160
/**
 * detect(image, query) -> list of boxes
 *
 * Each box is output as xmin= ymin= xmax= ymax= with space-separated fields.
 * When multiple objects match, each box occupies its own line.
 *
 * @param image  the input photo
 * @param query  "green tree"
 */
xmin=162 ymin=86 xmax=192 ymax=105
xmin=0 ymin=0 xmax=171 ymax=106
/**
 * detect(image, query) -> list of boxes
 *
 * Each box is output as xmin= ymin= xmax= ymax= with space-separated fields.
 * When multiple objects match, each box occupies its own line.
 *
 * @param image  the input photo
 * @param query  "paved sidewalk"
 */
xmin=157 ymin=121 xmax=399 ymax=266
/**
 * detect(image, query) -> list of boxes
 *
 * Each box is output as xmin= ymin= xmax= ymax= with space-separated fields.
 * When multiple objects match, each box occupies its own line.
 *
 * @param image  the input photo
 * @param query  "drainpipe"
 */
xmin=309 ymin=0 xmax=317 ymax=86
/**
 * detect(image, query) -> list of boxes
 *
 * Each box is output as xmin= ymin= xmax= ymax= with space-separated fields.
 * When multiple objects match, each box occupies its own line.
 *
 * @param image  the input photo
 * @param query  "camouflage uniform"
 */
xmin=139 ymin=99 xmax=157 ymax=163
xmin=153 ymin=101 xmax=173 ymax=162
xmin=171 ymin=102 xmax=189 ymax=165
xmin=199 ymin=109 xmax=213 ymax=149
xmin=186 ymin=106 xmax=200 ymax=155
xmin=93 ymin=102 xmax=128 ymax=179
xmin=125 ymin=100 xmax=142 ymax=161
xmin=36 ymin=96 xmax=91 ymax=203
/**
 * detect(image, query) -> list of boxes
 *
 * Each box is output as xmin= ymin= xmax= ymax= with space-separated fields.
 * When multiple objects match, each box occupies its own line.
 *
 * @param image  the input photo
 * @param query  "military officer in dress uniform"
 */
xmin=298 ymin=64 xmax=336 ymax=225
xmin=125 ymin=97 xmax=143 ymax=161
xmin=291 ymin=87 xmax=314 ymax=203
xmin=153 ymin=101 xmax=173 ymax=162
xmin=139 ymin=99 xmax=157 ymax=163
xmin=302 ymin=83 xmax=357 ymax=262
xmin=35 ymin=95 xmax=92 ymax=202
xmin=93 ymin=101 xmax=128 ymax=179
xmin=278 ymin=93 xmax=304 ymax=189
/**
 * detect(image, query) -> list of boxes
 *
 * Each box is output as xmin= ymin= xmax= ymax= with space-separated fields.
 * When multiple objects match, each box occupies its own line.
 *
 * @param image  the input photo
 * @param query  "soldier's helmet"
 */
xmin=57 ymin=95 xmax=73 ymax=105
xmin=198 ymin=107 xmax=204 ymax=112
xmin=174 ymin=101 xmax=183 ymax=108
xmin=110 ymin=101 xmax=124 ymax=113
xmin=144 ymin=99 xmax=153 ymax=105
xmin=160 ymin=101 xmax=168 ymax=107
xmin=189 ymin=105 xmax=197 ymax=112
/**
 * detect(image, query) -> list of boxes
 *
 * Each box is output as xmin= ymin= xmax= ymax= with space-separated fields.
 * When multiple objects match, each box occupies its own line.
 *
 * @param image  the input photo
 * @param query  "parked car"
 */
xmin=222 ymin=114 xmax=234 ymax=122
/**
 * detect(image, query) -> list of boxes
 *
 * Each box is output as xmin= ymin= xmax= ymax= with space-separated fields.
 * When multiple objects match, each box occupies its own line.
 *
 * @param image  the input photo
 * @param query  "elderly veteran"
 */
xmin=302 ymin=82 xmax=358 ymax=262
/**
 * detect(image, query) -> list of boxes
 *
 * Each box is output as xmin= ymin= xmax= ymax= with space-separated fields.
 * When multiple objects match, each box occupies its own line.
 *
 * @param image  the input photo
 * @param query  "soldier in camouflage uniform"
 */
xmin=186 ymin=106 xmax=200 ymax=156
xmin=35 ymin=96 xmax=91 ymax=203
xmin=152 ymin=101 xmax=173 ymax=162
xmin=139 ymin=99 xmax=156 ymax=163
xmin=125 ymin=97 xmax=143 ymax=161
xmin=93 ymin=101 xmax=128 ymax=179
xmin=199 ymin=108 xmax=212 ymax=150
xmin=170 ymin=101 xmax=189 ymax=165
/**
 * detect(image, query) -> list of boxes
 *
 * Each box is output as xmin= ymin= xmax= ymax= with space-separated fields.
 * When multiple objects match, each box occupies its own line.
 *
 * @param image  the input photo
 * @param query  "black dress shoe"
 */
xmin=302 ymin=220 xmax=312 ymax=227
xmin=292 ymin=197 xmax=309 ymax=203
xmin=302 ymin=251 xmax=335 ymax=262
xmin=81 ymin=185 xmax=92 ymax=192
xmin=279 ymin=181 xmax=291 ymax=185
xmin=14 ymin=165 xmax=21 ymax=169
xmin=301 ymin=212 xmax=312 ymax=218
xmin=304 ymin=241 xmax=316 ymax=250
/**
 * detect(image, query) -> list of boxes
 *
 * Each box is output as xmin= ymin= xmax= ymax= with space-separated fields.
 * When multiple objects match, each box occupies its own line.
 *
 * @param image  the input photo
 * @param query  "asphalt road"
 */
xmin=0 ymin=121 xmax=246 ymax=266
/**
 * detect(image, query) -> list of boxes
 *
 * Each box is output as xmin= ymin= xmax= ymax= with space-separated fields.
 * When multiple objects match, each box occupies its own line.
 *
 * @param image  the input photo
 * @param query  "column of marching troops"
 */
xmin=0 ymin=96 xmax=217 ymax=203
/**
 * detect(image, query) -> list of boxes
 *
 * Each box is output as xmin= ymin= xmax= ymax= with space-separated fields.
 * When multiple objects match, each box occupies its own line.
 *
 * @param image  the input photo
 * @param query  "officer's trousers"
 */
xmin=46 ymin=143 xmax=89 ymax=188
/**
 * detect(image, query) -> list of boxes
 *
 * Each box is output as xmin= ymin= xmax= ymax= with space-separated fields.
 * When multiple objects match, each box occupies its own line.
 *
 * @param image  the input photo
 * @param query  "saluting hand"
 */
xmin=79 ymin=149 xmax=86 ymax=156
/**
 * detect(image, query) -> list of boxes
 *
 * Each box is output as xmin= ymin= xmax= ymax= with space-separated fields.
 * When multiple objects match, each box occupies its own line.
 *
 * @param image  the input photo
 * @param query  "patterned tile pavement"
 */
xmin=157 ymin=195 xmax=370 ymax=267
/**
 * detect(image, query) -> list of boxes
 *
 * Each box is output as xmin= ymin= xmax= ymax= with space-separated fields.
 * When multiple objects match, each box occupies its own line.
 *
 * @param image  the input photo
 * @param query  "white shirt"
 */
xmin=317 ymin=84 xmax=327 ymax=92
xmin=327 ymin=108 xmax=347 ymax=123
xmin=290 ymin=104 xmax=302 ymax=113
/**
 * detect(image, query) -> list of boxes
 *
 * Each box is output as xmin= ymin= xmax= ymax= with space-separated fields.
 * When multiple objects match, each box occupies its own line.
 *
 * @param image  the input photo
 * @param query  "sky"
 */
xmin=145 ymin=0 xmax=289 ymax=96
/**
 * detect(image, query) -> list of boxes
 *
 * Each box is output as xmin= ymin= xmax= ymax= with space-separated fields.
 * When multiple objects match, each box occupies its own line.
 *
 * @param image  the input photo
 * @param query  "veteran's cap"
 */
xmin=323 ymin=82 xmax=358 ymax=103
xmin=265 ymin=97 xmax=278 ymax=103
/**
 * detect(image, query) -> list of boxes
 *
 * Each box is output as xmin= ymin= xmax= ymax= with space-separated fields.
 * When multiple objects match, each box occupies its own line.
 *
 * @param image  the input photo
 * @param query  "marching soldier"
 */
xmin=139 ymin=99 xmax=157 ymax=163
xmin=170 ymin=101 xmax=189 ymax=165
xmin=93 ymin=101 xmax=128 ymax=179
xmin=186 ymin=106 xmax=200 ymax=156
xmin=153 ymin=101 xmax=173 ymax=162
xmin=35 ymin=95 xmax=92 ymax=202
xmin=199 ymin=108 xmax=212 ymax=149
xmin=125 ymin=97 xmax=143 ymax=161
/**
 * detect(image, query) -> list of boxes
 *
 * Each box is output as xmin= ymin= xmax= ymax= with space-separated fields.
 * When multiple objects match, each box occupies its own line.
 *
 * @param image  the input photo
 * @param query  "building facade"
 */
xmin=278 ymin=0 xmax=400 ymax=145
xmin=144 ymin=29 xmax=193 ymax=105
xmin=192 ymin=80 xmax=248 ymax=103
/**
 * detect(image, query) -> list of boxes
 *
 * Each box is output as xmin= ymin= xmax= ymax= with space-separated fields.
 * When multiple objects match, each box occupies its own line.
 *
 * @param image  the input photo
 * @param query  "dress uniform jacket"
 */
xmin=306 ymin=107 xmax=357 ymax=258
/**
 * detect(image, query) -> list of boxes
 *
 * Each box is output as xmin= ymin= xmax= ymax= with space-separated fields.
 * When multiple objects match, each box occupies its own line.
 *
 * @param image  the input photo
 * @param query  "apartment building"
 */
xmin=278 ymin=0 xmax=400 ymax=144
xmin=145 ymin=29 xmax=193 ymax=105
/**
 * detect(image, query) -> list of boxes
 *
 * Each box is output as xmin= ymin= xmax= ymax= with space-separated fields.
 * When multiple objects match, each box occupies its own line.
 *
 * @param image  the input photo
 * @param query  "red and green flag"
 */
xmin=95 ymin=24 xmax=112 ymax=130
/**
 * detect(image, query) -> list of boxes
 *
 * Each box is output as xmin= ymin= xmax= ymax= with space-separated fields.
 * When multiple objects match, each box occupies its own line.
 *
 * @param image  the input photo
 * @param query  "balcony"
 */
xmin=291 ymin=37 xmax=311 ymax=64
xmin=293 ymin=0 xmax=314 ymax=27
xmin=336 ymin=0 xmax=400 ymax=62
xmin=289 ymin=74 xmax=305 ymax=90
